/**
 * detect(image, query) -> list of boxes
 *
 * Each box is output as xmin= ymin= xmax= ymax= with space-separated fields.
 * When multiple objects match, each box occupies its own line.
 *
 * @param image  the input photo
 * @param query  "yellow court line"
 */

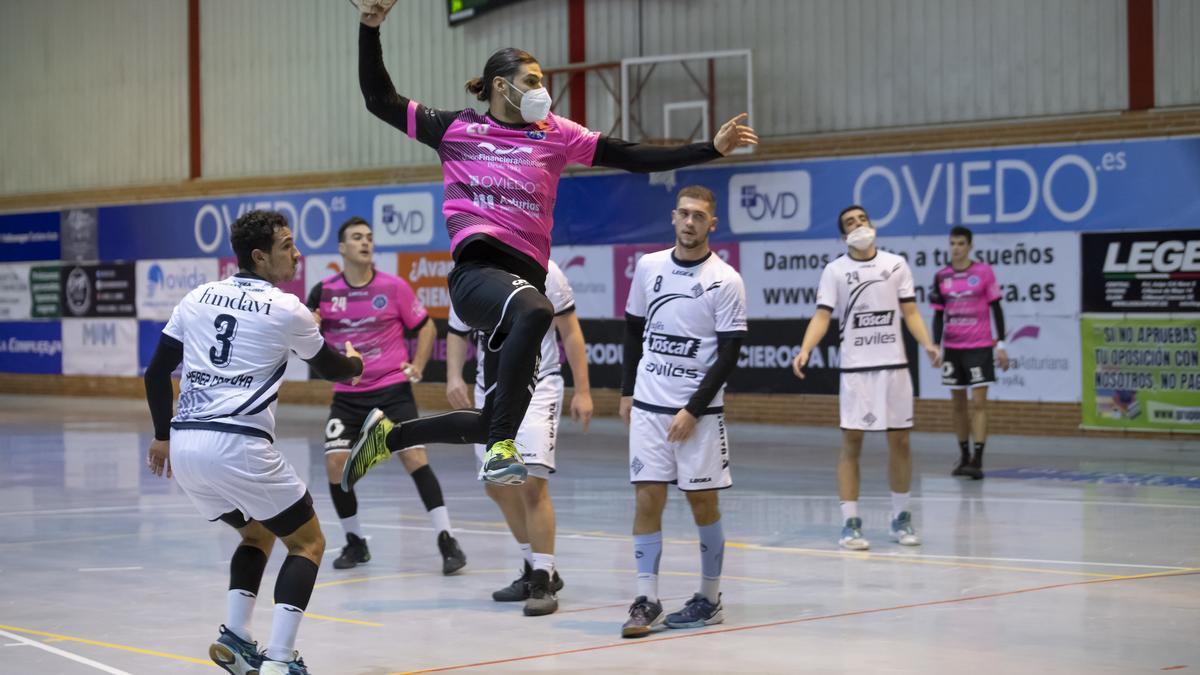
xmin=304 ymin=613 xmax=384 ymax=627
xmin=0 ymin=623 xmax=212 ymax=667
xmin=722 ymin=541 xmax=1117 ymax=578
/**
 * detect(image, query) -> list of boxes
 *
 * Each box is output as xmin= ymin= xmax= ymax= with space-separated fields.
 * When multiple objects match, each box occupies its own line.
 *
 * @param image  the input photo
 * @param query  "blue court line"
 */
xmin=988 ymin=467 xmax=1200 ymax=489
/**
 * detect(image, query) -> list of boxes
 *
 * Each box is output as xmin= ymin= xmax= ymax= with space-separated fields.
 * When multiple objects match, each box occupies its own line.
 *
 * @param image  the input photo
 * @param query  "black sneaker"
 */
xmin=963 ymin=453 xmax=985 ymax=480
xmin=332 ymin=533 xmax=370 ymax=570
xmin=524 ymin=569 xmax=559 ymax=616
xmin=493 ymin=562 xmax=564 ymax=601
xmin=951 ymin=455 xmax=970 ymax=476
xmin=621 ymin=595 xmax=664 ymax=638
xmin=438 ymin=531 xmax=467 ymax=575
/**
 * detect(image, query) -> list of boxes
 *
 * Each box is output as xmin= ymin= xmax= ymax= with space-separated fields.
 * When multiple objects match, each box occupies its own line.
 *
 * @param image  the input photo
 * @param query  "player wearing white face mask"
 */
xmin=792 ymin=206 xmax=941 ymax=551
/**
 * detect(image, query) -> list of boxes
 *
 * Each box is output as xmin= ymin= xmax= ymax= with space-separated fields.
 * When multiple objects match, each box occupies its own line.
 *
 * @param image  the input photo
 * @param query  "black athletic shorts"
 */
xmin=448 ymin=260 xmax=546 ymax=352
xmin=941 ymin=347 xmax=997 ymax=388
xmin=325 ymin=382 xmax=419 ymax=453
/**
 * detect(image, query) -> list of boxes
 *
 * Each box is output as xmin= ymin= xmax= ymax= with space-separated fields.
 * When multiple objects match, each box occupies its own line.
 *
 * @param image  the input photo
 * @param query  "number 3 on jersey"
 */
xmin=209 ymin=313 xmax=238 ymax=367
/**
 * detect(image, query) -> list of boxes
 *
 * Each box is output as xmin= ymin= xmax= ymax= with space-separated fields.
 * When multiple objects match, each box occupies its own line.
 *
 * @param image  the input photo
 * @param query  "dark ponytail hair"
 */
xmin=464 ymin=47 xmax=539 ymax=101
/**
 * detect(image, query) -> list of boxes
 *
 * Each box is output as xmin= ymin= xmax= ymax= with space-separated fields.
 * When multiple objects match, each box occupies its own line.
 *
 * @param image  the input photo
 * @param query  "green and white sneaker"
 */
xmin=478 ymin=439 xmax=527 ymax=486
xmin=889 ymin=511 xmax=921 ymax=546
xmin=341 ymin=408 xmax=394 ymax=491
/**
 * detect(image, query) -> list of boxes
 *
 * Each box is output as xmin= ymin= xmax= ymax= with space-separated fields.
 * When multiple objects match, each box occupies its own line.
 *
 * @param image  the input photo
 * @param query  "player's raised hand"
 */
xmin=147 ymin=439 xmax=171 ymax=478
xmin=352 ymin=0 xmax=396 ymax=27
xmin=344 ymin=341 xmax=363 ymax=385
xmin=713 ymin=113 xmax=758 ymax=155
xmin=792 ymin=349 xmax=809 ymax=379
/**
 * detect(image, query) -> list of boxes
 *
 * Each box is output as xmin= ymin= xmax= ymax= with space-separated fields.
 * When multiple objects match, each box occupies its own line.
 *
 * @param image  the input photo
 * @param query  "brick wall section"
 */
xmin=1 ymin=374 xmax=1189 ymax=441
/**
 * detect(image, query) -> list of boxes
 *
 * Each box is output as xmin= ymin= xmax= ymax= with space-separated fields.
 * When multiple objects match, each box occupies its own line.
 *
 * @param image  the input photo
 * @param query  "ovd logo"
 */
xmin=727 ymin=170 xmax=812 ymax=234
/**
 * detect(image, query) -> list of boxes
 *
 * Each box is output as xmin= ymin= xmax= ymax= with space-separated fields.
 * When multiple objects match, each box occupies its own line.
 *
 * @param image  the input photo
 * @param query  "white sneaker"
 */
xmin=839 ymin=517 xmax=870 ymax=550
xmin=889 ymin=511 xmax=921 ymax=546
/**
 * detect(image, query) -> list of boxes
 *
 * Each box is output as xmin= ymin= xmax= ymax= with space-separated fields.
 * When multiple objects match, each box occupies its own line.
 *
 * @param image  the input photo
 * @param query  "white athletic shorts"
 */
xmin=839 ymin=368 xmax=914 ymax=431
xmin=629 ymin=405 xmax=732 ymax=490
xmin=474 ymin=374 xmax=563 ymax=481
xmin=170 ymin=428 xmax=308 ymax=523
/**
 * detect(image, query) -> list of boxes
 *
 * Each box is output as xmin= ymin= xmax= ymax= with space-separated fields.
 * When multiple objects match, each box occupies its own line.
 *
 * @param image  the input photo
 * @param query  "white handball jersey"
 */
xmin=626 ymin=249 xmax=748 ymax=411
xmin=816 ymin=249 xmax=915 ymax=371
xmin=449 ymin=260 xmax=575 ymax=389
xmin=164 ymin=274 xmax=324 ymax=441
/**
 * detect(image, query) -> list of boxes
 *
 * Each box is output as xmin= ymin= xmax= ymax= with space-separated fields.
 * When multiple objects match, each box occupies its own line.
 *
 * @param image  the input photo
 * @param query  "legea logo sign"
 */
xmin=728 ymin=170 xmax=812 ymax=234
xmin=373 ymin=192 xmax=435 ymax=246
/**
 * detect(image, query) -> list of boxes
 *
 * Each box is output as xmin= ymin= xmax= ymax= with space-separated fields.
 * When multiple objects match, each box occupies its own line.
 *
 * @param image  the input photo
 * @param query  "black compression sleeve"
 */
xmin=359 ymin=24 xmax=455 ymax=147
xmin=990 ymin=301 xmax=1006 ymax=343
xmin=933 ymin=310 xmax=944 ymax=346
xmin=305 ymin=343 xmax=364 ymax=383
xmin=305 ymin=281 xmax=322 ymax=312
xmin=144 ymin=335 xmax=183 ymax=441
xmin=684 ymin=336 xmax=743 ymax=418
xmin=621 ymin=313 xmax=646 ymax=396
xmin=592 ymin=137 xmax=722 ymax=173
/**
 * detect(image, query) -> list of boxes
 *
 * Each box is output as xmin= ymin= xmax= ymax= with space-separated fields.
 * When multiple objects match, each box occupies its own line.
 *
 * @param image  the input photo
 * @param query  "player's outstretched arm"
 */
xmin=793 ymin=308 xmax=831 ymax=379
xmin=306 ymin=341 xmax=364 ymax=384
xmin=591 ymin=114 xmax=757 ymax=174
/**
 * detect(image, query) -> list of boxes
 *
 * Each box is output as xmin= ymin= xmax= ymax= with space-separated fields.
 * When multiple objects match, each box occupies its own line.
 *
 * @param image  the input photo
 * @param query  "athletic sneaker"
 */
xmin=951 ymin=456 xmax=970 ymax=477
xmin=341 ymin=408 xmax=394 ymax=491
xmin=665 ymin=593 xmax=725 ymax=629
xmin=963 ymin=453 xmax=985 ymax=480
xmin=493 ymin=562 xmax=564 ymax=601
xmin=524 ymin=569 xmax=558 ymax=616
xmin=621 ymin=596 xmax=664 ymax=638
xmin=438 ymin=530 xmax=467 ymax=575
xmin=260 ymin=653 xmax=308 ymax=675
xmin=208 ymin=625 xmax=262 ymax=675
xmin=839 ymin=517 xmax=870 ymax=550
xmin=478 ymin=439 xmax=527 ymax=486
xmin=889 ymin=511 xmax=921 ymax=546
xmin=333 ymin=532 xmax=370 ymax=569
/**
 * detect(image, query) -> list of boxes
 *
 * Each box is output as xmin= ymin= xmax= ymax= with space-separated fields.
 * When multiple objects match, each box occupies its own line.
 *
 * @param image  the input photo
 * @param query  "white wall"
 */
xmin=1156 ymin=0 xmax=1200 ymax=108
xmin=0 ymin=0 xmax=188 ymax=195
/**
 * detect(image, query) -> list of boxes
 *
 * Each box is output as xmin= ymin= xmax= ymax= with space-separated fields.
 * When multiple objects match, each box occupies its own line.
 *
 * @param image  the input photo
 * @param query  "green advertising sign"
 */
xmin=29 ymin=265 xmax=61 ymax=318
xmin=1081 ymin=316 xmax=1200 ymax=432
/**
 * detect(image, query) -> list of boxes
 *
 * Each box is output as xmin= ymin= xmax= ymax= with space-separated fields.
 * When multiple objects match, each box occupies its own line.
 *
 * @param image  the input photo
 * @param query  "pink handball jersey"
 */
xmin=404 ymin=104 xmax=599 ymax=269
xmin=307 ymin=270 xmax=430 ymax=393
xmin=930 ymin=262 xmax=1002 ymax=349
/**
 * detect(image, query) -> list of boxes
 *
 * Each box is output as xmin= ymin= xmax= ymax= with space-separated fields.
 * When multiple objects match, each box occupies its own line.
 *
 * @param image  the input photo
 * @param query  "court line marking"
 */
xmin=304 ymin=612 xmax=383 ymax=628
xmin=371 ymin=519 xmax=1185 ymax=577
xmin=0 ymin=527 xmax=213 ymax=549
xmin=0 ymin=624 xmax=162 ymax=667
xmin=389 ymin=569 xmax=1200 ymax=674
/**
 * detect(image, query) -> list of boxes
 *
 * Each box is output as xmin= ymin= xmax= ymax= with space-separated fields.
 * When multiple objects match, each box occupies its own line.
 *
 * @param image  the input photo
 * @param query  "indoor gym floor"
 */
xmin=0 ymin=394 xmax=1197 ymax=674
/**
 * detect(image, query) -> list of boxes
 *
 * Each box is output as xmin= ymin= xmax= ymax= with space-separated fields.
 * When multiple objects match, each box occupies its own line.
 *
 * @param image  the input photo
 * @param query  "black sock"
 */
xmin=385 ymin=409 xmax=487 ymax=449
xmin=958 ymin=440 xmax=970 ymax=462
xmin=328 ymin=482 xmax=357 ymax=520
xmin=972 ymin=441 xmax=986 ymax=463
xmin=229 ymin=545 xmax=269 ymax=593
xmin=274 ymin=555 xmax=319 ymax=611
xmin=409 ymin=464 xmax=445 ymax=511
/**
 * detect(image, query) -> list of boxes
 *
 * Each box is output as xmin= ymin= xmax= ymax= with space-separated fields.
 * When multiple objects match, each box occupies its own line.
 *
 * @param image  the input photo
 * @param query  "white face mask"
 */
xmin=846 ymin=226 xmax=876 ymax=251
xmin=503 ymin=79 xmax=552 ymax=123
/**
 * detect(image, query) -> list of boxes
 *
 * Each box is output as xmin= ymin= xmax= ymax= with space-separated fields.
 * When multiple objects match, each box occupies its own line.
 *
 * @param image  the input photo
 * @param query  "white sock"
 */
xmin=428 ymin=506 xmax=451 ymax=536
xmin=700 ymin=576 xmax=720 ymax=604
xmin=340 ymin=514 xmax=362 ymax=539
xmin=265 ymin=603 xmax=303 ymax=662
xmin=531 ymin=552 xmax=555 ymax=575
xmin=226 ymin=589 xmax=256 ymax=642
xmin=891 ymin=492 xmax=910 ymax=520
xmin=519 ymin=542 xmax=533 ymax=568
xmin=840 ymin=500 xmax=859 ymax=521
xmin=636 ymin=573 xmax=658 ymax=601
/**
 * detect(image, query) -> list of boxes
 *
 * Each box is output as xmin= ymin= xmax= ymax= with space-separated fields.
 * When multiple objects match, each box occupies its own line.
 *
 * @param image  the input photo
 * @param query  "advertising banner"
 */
xmin=136 ymin=258 xmax=220 ymax=321
xmin=551 ymin=245 xmax=615 ymax=319
xmin=62 ymin=318 xmax=139 ymax=376
xmin=1081 ymin=315 xmax=1200 ymax=432
xmin=60 ymin=208 xmax=99 ymax=262
xmin=0 ymin=213 xmax=59 ymax=262
xmin=1082 ymin=230 xmax=1200 ymax=312
xmin=60 ymin=263 xmax=136 ymax=318
xmin=30 ymin=265 xmax=62 ymax=318
xmin=395 ymin=252 xmax=454 ymax=320
xmin=918 ymin=315 xmax=1081 ymax=401
xmin=0 ymin=322 xmax=62 ymax=374
xmin=0 ymin=263 xmax=32 ymax=321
